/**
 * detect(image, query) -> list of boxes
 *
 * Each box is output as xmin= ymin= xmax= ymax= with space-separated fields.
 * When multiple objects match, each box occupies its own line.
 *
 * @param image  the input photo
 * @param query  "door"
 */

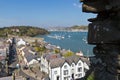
xmin=57 ymin=76 xmax=59 ymax=80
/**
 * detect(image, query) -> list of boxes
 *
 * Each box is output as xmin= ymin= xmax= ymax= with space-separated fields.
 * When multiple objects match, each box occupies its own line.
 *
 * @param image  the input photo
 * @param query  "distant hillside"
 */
xmin=47 ymin=25 xmax=88 ymax=31
xmin=0 ymin=26 xmax=49 ymax=37
xmin=68 ymin=25 xmax=88 ymax=30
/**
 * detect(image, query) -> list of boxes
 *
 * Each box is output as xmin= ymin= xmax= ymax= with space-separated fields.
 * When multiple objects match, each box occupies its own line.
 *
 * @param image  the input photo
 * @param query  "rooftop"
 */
xmin=43 ymin=53 xmax=61 ymax=61
xmin=49 ymin=55 xmax=90 ymax=68
xmin=23 ymin=47 xmax=37 ymax=62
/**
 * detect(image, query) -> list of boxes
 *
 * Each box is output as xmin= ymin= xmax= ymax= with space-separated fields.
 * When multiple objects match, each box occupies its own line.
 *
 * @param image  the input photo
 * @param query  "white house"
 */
xmin=41 ymin=53 xmax=61 ymax=74
xmin=18 ymin=47 xmax=38 ymax=66
xmin=41 ymin=55 xmax=90 ymax=80
xmin=6 ymin=39 xmax=12 ymax=43
xmin=17 ymin=39 xmax=26 ymax=46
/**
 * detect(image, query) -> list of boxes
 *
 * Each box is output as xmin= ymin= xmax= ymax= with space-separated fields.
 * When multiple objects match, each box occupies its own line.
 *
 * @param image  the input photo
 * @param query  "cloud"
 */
xmin=73 ymin=3 xmax=82 ymax=8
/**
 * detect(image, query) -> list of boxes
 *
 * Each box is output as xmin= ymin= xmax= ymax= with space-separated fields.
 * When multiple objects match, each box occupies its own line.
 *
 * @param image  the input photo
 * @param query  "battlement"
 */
xmin=80 ymin=0 xmax=120 ymax=13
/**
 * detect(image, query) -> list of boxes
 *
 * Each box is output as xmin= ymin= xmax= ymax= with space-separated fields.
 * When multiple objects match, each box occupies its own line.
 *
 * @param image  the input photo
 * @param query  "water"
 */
xmin=36 ymin=31 xmax=94 ymax=56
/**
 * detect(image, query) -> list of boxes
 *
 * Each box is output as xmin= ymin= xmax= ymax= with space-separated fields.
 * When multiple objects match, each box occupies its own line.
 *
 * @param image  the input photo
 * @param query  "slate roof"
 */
xmin=28 ymin=46 xmax=36 ymax=52
xmin=43 ymin=53 xmax=61 ymax=61
xmin=49 ymin=58 xmax=65 ymax=68
xmin=80 ymin=57 xmax=90 ymax=66
xmin=65 ymin=55 xmax=80 ymax=65
xmin=23 ymin=47 xmax=37 ymax=62
xmin=22 ymin=47 xmax=29 ymax=54
xmin=49 ymin=55 xmax=90 ymax=68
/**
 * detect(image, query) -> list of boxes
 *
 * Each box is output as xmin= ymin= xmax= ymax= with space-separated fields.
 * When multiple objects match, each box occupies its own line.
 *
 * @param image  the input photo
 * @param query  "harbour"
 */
xmin=36 ymin=31 xmax=94 ymax=56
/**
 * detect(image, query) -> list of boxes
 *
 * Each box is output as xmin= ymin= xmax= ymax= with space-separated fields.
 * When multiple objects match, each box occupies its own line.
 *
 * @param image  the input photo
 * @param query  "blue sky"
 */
xmin=0 ymin=0 xmax=96 ymax=27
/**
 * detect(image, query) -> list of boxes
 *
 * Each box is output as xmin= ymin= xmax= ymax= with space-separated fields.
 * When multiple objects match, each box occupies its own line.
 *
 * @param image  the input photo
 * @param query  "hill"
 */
xmin=47 ymin=25 xmax=88 ymax=31
xmin=0 ymin=26 xmax=49 ymax=37
xmin=68 ymin=25 xmax=88 ymax=30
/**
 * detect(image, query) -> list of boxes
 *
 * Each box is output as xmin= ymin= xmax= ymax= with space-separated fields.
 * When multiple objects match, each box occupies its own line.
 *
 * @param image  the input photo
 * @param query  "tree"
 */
xmin=0 ymin=26 xmax=49 ymax=37
xmin=87 ymin=72 xmax=95 ymax=80
xmin=63 ymin=51 xmax=74 ymax=58
xmin=54 ymin=49 xmax=60 ymax=54
xmin=34 ymin=46 xmax=46 ymax=56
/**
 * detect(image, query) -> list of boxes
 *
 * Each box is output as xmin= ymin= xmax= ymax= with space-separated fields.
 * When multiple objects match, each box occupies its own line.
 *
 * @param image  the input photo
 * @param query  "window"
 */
xmin=54 ymin=71 xmax=57 ymax=74
xmin=71 ymin=69 xmax=74 ymax=73
xmin=64 ymin=70 xmax=68 ymax=75
xmin=78 ymin=67 xmax=82 ymax=72
xmin=72 ymin=64 xmax=74 ymax=67
xmin=64 ymin=77 xmax=69 ymax=80
xmin=64 ymin=65 xmax=67 ymax=69
xmin=78 ymin=62 xmax=81 ymax=66
xmin=78 ymin=73 xmax=82 ymax=77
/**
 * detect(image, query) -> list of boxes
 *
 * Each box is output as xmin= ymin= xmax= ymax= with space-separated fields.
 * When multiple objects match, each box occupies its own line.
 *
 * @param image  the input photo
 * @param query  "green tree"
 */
xmin=54 ymin=49 xmax=60 ymax=54
xmin=63 ymin=51 xmax=74 ymax=58
xmin=34 ymin=46 xmax=46 ymax=56
xmin=34 ymin=47 xmax=41 ymax=52
xmin=87 ymin=72 xmax=95 ymax=80
xmin=0 ymin=26 xmax=49 ymax=37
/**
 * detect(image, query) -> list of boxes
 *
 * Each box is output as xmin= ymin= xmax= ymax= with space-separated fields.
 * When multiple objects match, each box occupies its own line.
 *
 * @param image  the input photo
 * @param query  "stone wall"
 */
xmin=80 ymin=0 xmax=120 ymax=80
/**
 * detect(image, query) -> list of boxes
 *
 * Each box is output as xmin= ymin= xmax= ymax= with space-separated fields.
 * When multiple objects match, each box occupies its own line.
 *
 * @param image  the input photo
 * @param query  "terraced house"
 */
xmin=41 ymin=55 xmax=89 ymax=80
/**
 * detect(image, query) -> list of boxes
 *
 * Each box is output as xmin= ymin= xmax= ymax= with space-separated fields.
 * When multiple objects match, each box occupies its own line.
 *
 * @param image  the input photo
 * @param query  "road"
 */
xmin=8 ymin=38 xmax=37 ymax=80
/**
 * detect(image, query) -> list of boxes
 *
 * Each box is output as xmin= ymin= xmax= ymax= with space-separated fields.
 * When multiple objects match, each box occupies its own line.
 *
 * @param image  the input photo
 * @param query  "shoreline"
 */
xmin=48 ymin=30 xmax=88 ymax=32
xmin=36 ymin=31 xmax=94 ymax=56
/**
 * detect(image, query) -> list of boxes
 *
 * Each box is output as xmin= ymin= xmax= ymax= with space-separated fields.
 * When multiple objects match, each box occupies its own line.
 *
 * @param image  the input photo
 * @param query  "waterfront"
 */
xmin=36 ymin=31 xmax=94 ymax=56
xmin=0 ymin=33 xmax=91 ymax=80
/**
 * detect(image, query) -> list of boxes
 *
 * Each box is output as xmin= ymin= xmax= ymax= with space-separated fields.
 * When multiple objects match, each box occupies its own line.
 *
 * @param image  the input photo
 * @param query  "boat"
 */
xmin=82 ymin=37 xmax=88 ymax=43
xmin=68 ymin=35 xmax=71 ymax=38
xmin=47 ymin=35 xmax=64 ymax=40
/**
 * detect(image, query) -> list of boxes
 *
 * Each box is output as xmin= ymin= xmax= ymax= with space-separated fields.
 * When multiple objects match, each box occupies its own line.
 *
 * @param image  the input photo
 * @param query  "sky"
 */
xmin=0 ymin=0 xmax=96 ymax=27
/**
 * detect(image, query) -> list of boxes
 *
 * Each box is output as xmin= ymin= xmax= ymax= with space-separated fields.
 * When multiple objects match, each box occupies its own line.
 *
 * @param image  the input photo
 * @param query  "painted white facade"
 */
xmin=18 ymin=47 xmax=38 ymax=66
xmin=17 ymin=39 xmax=26 ymax=46
xmin=6 ymin=39 xmax=12 ymax=43
xmin=49 ymin=67 xmax=61 ymax=80
xmin=40 ymin=56 xmax=89 ymax=80
xmin=22 ymin=54 xmax=38 ymax=66
xmin=61 ymin=62 xmax=71 ymax=80
xmin=74 ymin=60 xmax=84 ymax=79
xmin=28 ymin=59 xmax=38 ymax=65
xmin=48 ymin=60 xmax=86 ymax=80
xmin=41 ymin=55 xmax=49 ymax=74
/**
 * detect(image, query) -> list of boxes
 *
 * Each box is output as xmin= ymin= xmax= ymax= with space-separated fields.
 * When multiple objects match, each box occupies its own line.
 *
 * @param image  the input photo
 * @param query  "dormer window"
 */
xmin=78 ymin=63 xmax=81 ymax=66
xmin=54 ymin=71 xmax=57 ymax=74
xmin=64 ymin=65 xmax=67 ymax=69
xmin=72 ymin=64 xmax=74 ymax=67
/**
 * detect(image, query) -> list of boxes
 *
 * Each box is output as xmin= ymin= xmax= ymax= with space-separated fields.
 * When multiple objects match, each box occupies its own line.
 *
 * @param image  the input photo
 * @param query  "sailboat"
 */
xmin=82 ymin=37 xmax=88 ymax=43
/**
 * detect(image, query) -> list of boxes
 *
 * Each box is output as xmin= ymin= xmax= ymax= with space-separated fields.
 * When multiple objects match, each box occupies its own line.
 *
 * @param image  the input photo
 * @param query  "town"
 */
xmin=0 ymin=36 xmax=90 ymax=80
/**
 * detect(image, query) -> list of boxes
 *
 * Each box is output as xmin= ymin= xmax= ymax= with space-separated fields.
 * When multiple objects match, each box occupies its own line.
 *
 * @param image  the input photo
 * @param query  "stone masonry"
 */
xmin=80 ymin=0 xmax=120 ymax=80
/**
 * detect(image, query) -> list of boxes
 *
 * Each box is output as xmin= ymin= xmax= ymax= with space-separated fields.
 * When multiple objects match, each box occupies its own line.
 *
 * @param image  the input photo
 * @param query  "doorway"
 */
xmin=57 ymin=76 xmax=59 ymax=80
